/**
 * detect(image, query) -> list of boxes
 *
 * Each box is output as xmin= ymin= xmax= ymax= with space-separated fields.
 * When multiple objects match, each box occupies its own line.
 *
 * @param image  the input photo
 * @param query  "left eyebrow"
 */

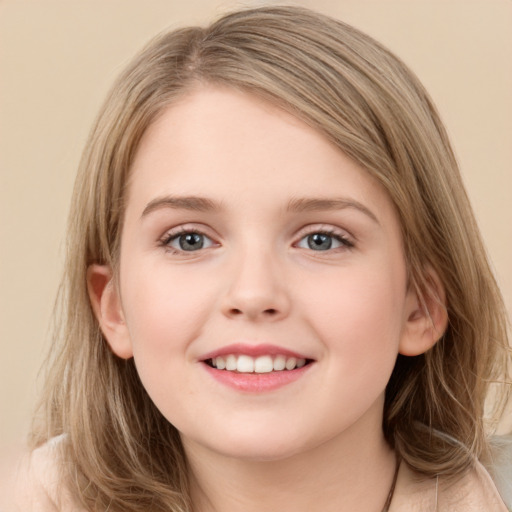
xmin=141 ymin=195 xmax=223 ymax=218
xmin=286 ymin=197 xmax=380 ymax=225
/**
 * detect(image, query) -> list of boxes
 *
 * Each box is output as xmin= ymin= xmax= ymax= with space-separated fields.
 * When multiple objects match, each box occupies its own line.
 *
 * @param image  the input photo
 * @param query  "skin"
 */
xmin=89 ymin=86 xmax=447 ymax=512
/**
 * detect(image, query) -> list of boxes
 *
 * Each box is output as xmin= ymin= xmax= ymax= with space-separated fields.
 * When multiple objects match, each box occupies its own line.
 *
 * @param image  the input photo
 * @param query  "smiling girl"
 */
xmin=14 ymin=6 xmax=510 ymax=512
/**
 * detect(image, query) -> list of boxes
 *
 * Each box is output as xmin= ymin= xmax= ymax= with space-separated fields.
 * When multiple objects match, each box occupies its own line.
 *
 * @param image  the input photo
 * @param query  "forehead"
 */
xmin=126 ymin=85 xmax=396 ymax=222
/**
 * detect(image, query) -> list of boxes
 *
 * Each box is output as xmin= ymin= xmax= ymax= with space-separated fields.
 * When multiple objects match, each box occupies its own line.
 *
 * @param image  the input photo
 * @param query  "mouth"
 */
xmin=199 ymin=344 xmax=315 ymax=392
xmin=204 ymin=354 xmax=312 ymax=373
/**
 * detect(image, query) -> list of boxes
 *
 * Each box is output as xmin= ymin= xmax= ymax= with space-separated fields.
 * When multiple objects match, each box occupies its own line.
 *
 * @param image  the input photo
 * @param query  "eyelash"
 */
xmin=295 ymin=228 xmax=354 ymax=252
xmin=159 ymin=227 xmax=216 ymax=255
xmin=159 ymin=226 xmax=354 ymax=255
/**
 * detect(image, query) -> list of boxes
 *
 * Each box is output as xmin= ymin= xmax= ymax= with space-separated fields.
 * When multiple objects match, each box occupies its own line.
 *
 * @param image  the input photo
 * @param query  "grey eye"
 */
xmin=307 ymin=233 xmax=333 ymax=250
xmin=297 ymin=232 xmax=350 ymax=251
xmin=169 ymin=232 xmax=213 ymax=251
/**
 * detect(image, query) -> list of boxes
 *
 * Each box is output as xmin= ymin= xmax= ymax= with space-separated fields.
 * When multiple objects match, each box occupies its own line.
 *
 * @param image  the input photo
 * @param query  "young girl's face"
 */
xmin=98 ymin=86 xmax=423 ymax=462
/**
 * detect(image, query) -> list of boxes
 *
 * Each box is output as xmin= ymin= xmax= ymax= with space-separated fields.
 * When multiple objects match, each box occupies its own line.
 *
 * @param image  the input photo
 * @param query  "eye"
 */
xmin=296 ymin=231 xmax=353 ymax=251
xmin=163 ymin=230 xmax=215 ymax=252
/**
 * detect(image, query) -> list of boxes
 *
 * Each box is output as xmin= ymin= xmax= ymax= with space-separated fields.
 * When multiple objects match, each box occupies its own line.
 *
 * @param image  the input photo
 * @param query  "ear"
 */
xmin=399 ymin=266 xmax=448 ymax=356
xmin=87 ymin=264 xmax=133 ymax=359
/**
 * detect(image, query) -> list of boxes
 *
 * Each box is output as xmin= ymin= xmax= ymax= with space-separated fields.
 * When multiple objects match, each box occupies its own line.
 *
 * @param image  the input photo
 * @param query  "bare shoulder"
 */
xmin=391 ymin=459 xmax=509 ymax=512
xmin=8 ymin=436 xmax=86 ymax=512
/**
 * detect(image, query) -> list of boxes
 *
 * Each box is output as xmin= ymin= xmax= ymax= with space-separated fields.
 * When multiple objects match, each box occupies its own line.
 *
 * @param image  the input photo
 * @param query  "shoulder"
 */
xmin=489 ymin=434 xmax=512 ymax=509
xmin=11 ymin=435 xmax=87 ymax=512
xmin=392 ymin=459 xmax=509 ymax=512
xmin=439 ymin=461 xmax=510 ymax=511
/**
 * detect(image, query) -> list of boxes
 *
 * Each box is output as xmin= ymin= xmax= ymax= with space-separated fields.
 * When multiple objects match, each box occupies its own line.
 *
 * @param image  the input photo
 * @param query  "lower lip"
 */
xmin=202 ymin=363 xmax=312 ymax=392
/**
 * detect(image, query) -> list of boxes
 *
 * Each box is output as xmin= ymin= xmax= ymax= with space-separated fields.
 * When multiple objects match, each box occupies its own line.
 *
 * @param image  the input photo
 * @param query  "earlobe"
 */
xmin=87 ymin=264 xmax=133 ymax=359
xmin=399 ymin=266 xmax=448 ymax=357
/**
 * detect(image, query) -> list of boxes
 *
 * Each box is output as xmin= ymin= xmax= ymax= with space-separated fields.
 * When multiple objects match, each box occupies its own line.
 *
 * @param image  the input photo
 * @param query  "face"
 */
xmin=98 ymin=86 xmax=421 ymax=462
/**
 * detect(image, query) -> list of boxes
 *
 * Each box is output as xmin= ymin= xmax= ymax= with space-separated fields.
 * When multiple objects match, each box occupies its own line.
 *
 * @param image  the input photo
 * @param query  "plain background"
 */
xmin=1 ymin=0 xmax=511 ymax=481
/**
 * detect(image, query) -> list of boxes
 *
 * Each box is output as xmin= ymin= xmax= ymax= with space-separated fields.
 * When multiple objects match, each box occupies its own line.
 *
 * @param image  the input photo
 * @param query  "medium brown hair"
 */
xmin=32 ymin=6 xmax=510 ymax=511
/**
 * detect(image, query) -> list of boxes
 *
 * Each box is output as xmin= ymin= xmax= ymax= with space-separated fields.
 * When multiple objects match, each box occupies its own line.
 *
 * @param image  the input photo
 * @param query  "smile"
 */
xmin=200 ymin=344 xmax=314 ymax=392
xmin=207 ymin=354 xmax=308 ymax=373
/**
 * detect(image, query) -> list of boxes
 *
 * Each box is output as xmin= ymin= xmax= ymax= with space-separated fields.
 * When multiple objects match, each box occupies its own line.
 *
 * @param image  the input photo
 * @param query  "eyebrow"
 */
xmin=286 ymin=197 xmax=379 ymax=224
xmin=141 ymin=195 xmax=379 ymax=224
xmin=141 ymin=195 xmax=223 ymax=217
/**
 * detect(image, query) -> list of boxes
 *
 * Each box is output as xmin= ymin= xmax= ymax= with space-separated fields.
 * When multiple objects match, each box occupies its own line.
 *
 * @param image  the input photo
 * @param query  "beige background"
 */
xmin=1 ymin=0 xmax=511 ymax=470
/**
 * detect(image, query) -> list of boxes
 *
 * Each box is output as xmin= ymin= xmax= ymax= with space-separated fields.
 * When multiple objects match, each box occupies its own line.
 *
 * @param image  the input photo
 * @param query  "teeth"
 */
xmin=273 ymin=355 xmax=286 ymax=371
xmin=285 ymin=357 xmax=297 ymax=370
xmin=210 ymin=354 xmax=308 ymax=373
xmin=254 ymin=356 xmax=273 ymax=373
xmin=226 ymin=354 xmax=237 ymax=371
xmin=237 ymin=355 xmax=254 ymax=373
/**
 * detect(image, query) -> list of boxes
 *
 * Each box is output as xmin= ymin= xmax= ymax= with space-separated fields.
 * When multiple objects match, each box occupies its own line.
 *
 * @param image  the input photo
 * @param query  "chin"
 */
xmin=213 ymin=440 xmax=307 ymax=463
xmin=183 ymin=422 xmax=321 ymax=463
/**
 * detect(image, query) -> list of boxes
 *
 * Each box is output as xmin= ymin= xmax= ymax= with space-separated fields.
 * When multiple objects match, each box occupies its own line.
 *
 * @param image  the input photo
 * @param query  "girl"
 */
xmin=14 ymin=6 xmax=511 ymax=511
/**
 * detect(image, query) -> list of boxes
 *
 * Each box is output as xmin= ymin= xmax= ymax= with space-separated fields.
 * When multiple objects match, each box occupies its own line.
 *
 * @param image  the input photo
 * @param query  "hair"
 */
xmin=31 ymin=5 xmax=510 ymax=512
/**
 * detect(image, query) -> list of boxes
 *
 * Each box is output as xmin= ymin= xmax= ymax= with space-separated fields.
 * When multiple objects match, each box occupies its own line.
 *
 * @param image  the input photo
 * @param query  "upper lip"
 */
xmin=199 ymin=343 xmax=312 ymax=361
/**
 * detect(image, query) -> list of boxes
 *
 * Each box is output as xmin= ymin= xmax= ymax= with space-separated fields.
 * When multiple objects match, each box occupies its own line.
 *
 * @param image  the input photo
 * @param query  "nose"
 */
xmin=221 ymin=248 xmax=291 ymax=322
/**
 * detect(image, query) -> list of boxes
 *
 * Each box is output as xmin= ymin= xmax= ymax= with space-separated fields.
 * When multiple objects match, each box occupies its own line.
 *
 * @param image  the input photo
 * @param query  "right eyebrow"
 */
xmin=286 ymin=197 xmax=380 ymax=225
xmin=141 ymin=195 xmax=223 ymax=218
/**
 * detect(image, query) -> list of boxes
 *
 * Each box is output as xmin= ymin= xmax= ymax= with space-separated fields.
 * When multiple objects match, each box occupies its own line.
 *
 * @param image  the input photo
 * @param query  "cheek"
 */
xmin=120 ymin=263 xmax=217 ymax=363
xmin=119 ymin=266 xmax=214 ymax=422
xmin=302 ymin=265 xmax=406 ymax=372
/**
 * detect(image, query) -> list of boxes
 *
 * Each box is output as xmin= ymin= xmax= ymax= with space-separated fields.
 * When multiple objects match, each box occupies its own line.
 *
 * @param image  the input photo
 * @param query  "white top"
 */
xmin=5 ymin=435 xmax=511 ymax=511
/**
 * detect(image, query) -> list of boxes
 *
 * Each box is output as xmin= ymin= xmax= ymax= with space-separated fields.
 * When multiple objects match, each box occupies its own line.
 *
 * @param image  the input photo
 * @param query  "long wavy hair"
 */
xmin=31 ymin=6 xmax=510 ymax=511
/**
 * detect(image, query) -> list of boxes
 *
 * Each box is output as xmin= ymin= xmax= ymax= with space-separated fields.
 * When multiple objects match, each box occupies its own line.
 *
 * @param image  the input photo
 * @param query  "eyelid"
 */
xmin=294 ymin=224 xmax=354 ymax=241
xmin=293 ymin=224 xmax=355 ymax=251
xmin=157 ymin=223 xmax=355 ymax=254
xmin=159 ymin=224 xmax=220 ymax=252
xmin=160 ymin=222 xmax=218 ymax=239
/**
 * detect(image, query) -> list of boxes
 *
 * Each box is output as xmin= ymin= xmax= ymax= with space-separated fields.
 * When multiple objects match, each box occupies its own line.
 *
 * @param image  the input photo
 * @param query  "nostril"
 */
xmin=227 ymin=307 xmax=278 ymax=317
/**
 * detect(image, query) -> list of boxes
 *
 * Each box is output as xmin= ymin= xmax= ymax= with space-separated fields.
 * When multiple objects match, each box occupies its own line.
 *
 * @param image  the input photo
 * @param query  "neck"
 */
xmin=184 ymin=405 xmax=396 ymax=512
